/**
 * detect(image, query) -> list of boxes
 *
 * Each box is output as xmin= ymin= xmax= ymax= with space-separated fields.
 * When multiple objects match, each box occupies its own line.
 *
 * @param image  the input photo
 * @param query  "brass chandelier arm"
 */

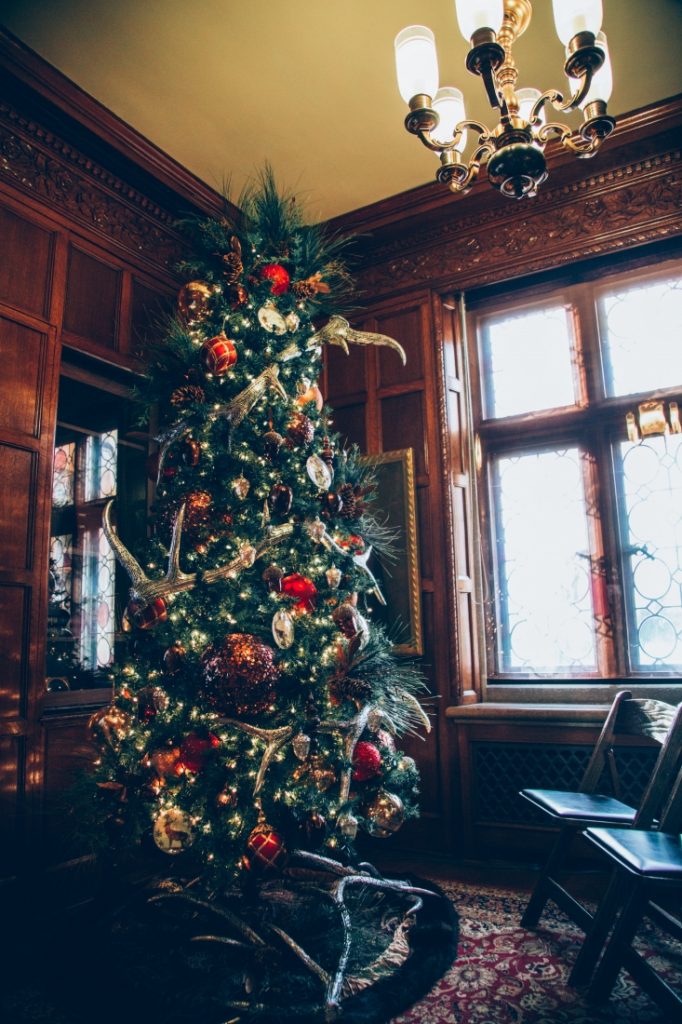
xmin=416 ymin=118 xmax=492 ymax=154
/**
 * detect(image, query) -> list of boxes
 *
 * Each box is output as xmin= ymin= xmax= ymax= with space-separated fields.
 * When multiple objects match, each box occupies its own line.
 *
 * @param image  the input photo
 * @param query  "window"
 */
xmin=469 ymin=259 xmax=682 ymax=683
xmin=46 ymin=373 xmax=148 ymax=691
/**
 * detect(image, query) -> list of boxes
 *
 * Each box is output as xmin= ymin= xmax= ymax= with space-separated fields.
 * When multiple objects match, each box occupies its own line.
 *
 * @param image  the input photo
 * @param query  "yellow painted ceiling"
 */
xmin=2 ymin=0 xmax=681 ymax=220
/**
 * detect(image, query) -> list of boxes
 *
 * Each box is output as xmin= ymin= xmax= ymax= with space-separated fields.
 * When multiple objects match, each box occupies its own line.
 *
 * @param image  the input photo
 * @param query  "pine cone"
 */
xmin=170 ymin=384 xmax=206 ymax=407
xmin=221 ymin=236 xmax=243 ymax=283
xmin=292 ymin=280 xmax=316 ymax=300
xmin=330 ymin=675 xmax=372 ymax=702
xmin=339 ymin=482 xmax=363 ymax=520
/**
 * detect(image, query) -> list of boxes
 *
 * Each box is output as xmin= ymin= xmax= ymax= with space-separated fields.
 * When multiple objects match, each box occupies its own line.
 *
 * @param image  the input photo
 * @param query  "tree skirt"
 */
xmin=394 ymin=881 xmax=681 ymax=1024
xmin=2 ymin=866 xmax=457 ymax=1024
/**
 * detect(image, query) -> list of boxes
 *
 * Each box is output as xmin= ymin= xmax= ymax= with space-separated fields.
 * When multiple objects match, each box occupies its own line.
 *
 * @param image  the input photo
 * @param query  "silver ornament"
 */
xmin=292 ymin=732 xmax=311 ymax=761
xmin=307 ymin=454 xmax=333 ymax=490
xmin=325 ymin=565 xmax=342 ymax=589
xmin=357 ymin=612 xmax=371 ymax=649
xmin=397 ymin=755 xmax=416 ymax=773
xmin=272 ymin=608 xmax=295 ymax=649
xmin=239 ymin=543 xmax=257 ymax=568
xmin=337 ymin=812 xmax=359 ymax=840
xmin=258 ymin=301 xmax=287 ymax=335
xmin=367 ymin=708 xmax=384 ymax=733
xmin=285 ymin=311 xmax=300 ymax=332
xmin=233 ymin=475 xmax=250 ymax=500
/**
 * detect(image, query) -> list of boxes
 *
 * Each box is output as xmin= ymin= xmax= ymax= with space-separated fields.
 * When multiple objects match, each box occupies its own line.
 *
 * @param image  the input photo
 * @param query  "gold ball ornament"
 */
xmin=177 ymin=281 xmax=214 ymax=323
xmin=153 ymin=808 xmax=194 ymax=854
xmin=87 ymin=705 xmax=132 ymax=751
xmin=364 ymin=791 xmax=405 ymax=838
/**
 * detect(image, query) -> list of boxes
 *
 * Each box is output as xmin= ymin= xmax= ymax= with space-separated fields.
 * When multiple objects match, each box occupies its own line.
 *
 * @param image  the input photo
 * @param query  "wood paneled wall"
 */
xmin=326 ymin=94 xmax=682 ymax=860
xmin=0 ymin=31 xmax=224 ymax=885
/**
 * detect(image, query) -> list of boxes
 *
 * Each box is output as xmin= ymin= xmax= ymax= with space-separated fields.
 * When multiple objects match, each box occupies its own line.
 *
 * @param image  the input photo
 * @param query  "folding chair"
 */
xmin=568 ymin=766 xmax=682 ymax=1018
xmin=519 ymin=693 xmax=682 ymax=933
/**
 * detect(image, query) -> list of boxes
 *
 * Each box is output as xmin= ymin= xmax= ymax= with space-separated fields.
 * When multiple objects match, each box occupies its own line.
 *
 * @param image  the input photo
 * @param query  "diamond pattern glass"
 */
xmin=618 ymin=434 xmax=682 ymax=671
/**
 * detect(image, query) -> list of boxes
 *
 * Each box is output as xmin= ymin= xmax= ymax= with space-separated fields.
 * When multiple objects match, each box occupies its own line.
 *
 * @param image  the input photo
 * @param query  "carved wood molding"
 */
xmin=0 ymin=99 xmax=185 ymax=270
xmin=356 ymin=148 xmax=682 ymax=296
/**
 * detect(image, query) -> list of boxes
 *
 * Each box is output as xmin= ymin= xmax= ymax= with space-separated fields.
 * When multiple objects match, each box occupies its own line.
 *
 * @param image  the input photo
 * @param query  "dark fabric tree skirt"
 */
xmin=8 ymin=871 xmax=458 ymax=1024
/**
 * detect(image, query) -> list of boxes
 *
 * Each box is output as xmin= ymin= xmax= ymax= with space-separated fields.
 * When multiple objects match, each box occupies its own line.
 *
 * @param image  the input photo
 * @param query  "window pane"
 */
xmin=82 ymin=429 xmax=118 ymax=501
xmin=52 ymin=442 xmax=75 ymax=507
xmin=618 ymin=435 xmax=682 ymax=672
xmin=493 ymin=448 xmax=596 ymax=673
xmin=600 ymin=275 xmax=682 ymax=397
xmin=480 ymin=305 xmax=577 ymax=418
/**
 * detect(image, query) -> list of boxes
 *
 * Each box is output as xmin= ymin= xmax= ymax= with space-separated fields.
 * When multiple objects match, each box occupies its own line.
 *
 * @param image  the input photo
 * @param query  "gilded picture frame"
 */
xmin=360 ymin=447 xmax=423 ymax=657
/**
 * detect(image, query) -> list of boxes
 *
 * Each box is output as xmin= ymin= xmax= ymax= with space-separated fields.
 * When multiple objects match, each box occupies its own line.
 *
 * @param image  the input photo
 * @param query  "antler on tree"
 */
xmin=311 ymin=317 xmax=407 ymax=366
xmin=102 ymin=500 xmax=293 ymax=606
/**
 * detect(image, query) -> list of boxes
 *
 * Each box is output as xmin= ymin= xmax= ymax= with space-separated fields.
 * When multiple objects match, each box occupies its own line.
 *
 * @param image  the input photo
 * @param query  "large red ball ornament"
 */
xmin=352 ymin=741 xmax=382 ymax=782
xmin=260 ymin=263 xmax=290 ymax=295
xmin=281 ymin=573 xmax=317 ymax=614
xmin=201 ymin=633 xmax=280 ymax=715
xmin=178 ymin=731 xmax=220 ymax=773
xmin=201 ymin=334 xmax=238 ymax=375
xmin=244 ymin=821 xmax=288 ymax=874
xmin=123 ymin=597 xmax=168 ymax=631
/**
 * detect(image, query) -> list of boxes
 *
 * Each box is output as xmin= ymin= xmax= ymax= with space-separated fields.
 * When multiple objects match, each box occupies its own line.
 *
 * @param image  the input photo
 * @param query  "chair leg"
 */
xmin=569 ymin=868 xmax=627 ymax=986
xmin=521 ymin=826 xmax=573 ymax=928
xmin=587 ymin=881 xmax=649 ymax=1003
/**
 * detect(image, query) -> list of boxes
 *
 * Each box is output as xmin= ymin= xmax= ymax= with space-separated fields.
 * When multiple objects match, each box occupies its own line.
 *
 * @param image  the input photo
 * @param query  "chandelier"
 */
xmin=394 ymin=0 xmax=615 ymax=200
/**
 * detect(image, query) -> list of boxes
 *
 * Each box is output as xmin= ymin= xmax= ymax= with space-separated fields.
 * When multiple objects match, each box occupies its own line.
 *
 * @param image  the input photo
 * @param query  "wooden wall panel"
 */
xmin=0 ymin=205 xmax=53 ymax=317
xmin=131 ymin=277 xmax=174 ymax=357
xmin=0 ymin=736 xmax=21 ymax=876
xmin=0 ymin=315 xmax=48 ymax=440
xmin=0 ymin=584 xmax=29 ymax=719
xmin=0 ymin=444 xmax=35 ymax=572
xmin=325 ymin=344 xmax=366 ymax=400
xmin=376 ymin=309 xmax=423 ymax=387
xmin=329 ymin=402 xmax=367 ymax=451
xmin=64 ymin=246 xmax=120 ymax=350
xmin=380 ymin=393 xmax=428 ymax=475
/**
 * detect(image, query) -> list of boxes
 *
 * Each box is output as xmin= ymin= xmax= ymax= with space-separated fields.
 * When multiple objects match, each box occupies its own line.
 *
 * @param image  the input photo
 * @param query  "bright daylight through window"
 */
xmin=470 ymin=260 xmax=682 ymax=681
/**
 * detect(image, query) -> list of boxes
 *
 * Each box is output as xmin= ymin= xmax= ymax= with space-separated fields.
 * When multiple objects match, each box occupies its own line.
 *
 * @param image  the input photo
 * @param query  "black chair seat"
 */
xmin=585 ymin=827 xmax=682 ymax=879
xmin=521 ymin=788 xmax=637 ymax=824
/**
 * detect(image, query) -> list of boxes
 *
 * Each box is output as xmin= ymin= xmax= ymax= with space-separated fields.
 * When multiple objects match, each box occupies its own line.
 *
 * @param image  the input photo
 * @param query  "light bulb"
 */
xmin=553 ymin=0 xmax=603 ymax=46
xmin=566 ymin=32 xmax=613 ymax=107
xmin=394 ymin=25 xmax=439 ymax=103
xmin=454 ymin=0 xmax=504 ymax=42
xmin=432 ymin=87 xmax=467 ymax=151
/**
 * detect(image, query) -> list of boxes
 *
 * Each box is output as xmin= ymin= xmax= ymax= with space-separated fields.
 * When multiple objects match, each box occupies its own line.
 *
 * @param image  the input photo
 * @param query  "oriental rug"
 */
xmin=393 ymin=880 xmax=681 ymax=1024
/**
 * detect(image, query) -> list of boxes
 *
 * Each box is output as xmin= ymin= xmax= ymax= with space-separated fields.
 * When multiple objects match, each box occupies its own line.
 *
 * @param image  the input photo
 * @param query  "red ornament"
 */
xmin=163 ymin=642 xmax=186 ymax=673
xmin=178 ymin=731 xmax=220 ymax=773
xmin=260 ymin=263 xmax=290 ymax=295
xmin=244 ymin=821 xmax=288 ymax=873
xmin=157 ymin=491 xmax=213 ymax=547
xmin=201 ymin=633 xmax=280 ymax=715
xmin=338 ymin=533 xmax=365 ymax=554
xmin=281 ymin=573 xmax=317 ymax=614
xmin=201 ymin=334 xmax=238 ymax=375
xmin=147 ymin=449 xmax=178 ymax=481
xmin=123 ymin=597 xmax=168 ymax=631
xmin=352 ymin=741 xmax=382 ymax=782
xmin=287 ymin=412 xmax=315 ymax=447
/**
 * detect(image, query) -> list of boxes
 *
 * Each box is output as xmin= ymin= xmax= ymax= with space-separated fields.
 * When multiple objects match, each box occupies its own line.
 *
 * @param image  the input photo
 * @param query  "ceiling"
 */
xmin=2 ymin=1 xmax=682 ymax=221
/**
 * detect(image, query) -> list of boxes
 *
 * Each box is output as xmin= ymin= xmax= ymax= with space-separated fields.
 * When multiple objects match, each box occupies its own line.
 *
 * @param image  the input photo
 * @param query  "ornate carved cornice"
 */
xmin=355 ymin=147 xmax=682 ymax=296
xmin=0 ymin=99 xmax=186 ymax=270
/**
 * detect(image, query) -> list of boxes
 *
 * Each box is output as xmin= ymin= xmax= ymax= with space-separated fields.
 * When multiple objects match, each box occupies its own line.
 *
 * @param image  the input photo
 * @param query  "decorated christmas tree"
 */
xmin=86 ymin=173 xmax=441 ymax=1020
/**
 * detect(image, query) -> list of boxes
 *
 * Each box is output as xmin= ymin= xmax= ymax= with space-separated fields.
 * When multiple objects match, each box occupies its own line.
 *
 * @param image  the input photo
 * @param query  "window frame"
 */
xmin=467 ymin=256 xmax=682 ymax=693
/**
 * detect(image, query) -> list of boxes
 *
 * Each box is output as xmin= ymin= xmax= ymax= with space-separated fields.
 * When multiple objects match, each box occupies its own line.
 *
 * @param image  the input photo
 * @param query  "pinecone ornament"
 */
xmin=292 ymin=279 xmax=317 ymax=300
xmin=339 ymin=482 xmax=366 ymax=520
xmin=170 ymin=384 xmax=206 ymax=407
xmin=222 ymin=236 xmax=243 ymax=283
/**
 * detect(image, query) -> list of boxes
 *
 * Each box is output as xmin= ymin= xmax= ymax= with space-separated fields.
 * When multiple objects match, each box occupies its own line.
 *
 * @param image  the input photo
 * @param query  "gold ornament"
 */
xmin=365 ymin=791 xmax=405 ymax=837
xmin=152 ymin=808 xmax=194 ymax=854
xmin=177 ymin=280 xmax=214 ymax=323
xmin=325 ymin=565 xmax=342 ymax=589
xmin=293 ymin=753 xmax=336 ymax=792
xmin=397 ymin=755 xmax=417 ymax=773
xmin=292 ymin=732 xmax=311 ymax=761
xmin=87 ymin=705 xmax=132 ymax=750
xmin=233 ymin=475 xmax=250 ymax=500
xmin=337 ymin=811 xmax=359 ymax=839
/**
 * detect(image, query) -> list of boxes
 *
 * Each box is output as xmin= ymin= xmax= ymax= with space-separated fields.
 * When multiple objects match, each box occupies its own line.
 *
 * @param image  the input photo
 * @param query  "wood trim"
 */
xmin=0 ymin=28 xmax=227 ymax=220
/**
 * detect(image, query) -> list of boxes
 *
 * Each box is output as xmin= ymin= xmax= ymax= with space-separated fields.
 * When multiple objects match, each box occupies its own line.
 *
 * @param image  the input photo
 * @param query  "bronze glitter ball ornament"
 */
xmin=364 ymin=790 xmax=405 ymax=837
xmin=201 ymin=633 xmax=280 ymax=715
xmin=177 ymin=280 xmax=213 ymax=323
xmin=87 ymin=705 xmax=132 ymax=750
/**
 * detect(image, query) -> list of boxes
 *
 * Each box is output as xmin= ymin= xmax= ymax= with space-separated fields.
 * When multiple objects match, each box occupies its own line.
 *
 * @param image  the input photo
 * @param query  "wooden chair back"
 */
xmin=580 ymin=693 xmax=682 ymax=828
xmin=658 ymin=762 xmax=682 ymax=834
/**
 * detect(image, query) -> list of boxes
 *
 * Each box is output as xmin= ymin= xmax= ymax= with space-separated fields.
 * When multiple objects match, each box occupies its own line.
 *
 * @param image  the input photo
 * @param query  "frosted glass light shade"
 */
xmin=516 ymin=88 xmax=544 ymax=124
xmin=455 ymin=0 xmax=504 ymax=41
xmin=395 ymin=25 xmax=439 ymax=103
xmin=552 ymin=0 xmax=603 ymax=46
xmin=432 ymin=87 xmax=468 ymax=150
xmin=579 ymin=32 xmax=613 ymax=106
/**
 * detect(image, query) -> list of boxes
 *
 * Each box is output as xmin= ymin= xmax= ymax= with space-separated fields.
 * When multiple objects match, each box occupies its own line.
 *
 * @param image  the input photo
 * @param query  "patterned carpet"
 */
xmin=393 ymin=881 xmax=681 ymax=1024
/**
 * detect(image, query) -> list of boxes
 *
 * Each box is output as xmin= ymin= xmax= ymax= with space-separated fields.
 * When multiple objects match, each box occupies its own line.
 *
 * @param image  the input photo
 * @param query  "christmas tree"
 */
xmin=87 ymin=173 xmax=437 ymax=1019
